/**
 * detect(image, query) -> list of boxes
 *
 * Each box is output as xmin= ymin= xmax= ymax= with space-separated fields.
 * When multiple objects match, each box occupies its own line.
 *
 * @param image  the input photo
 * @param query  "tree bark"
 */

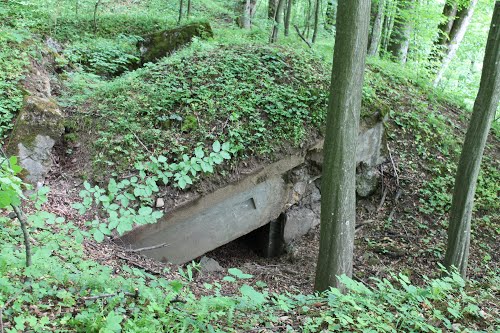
xmin=381 ymin=0 xmax=396 ymax=53
xmin=284 ymin=0 xmax=293 ymax=36
xmin=368 ymin=0 xmax=386 ymax=56
xmin=387 ymin=0 xmax=414 ymax=63
xmin=325 ymin=0 xmax=337 ymax=32
xmin=444 ymin=2 xmax=500 ymax=279
xmin=12 ymin=205 xmax=32 ymax=268
xmin=314 ymin=0 xmax=371 ymax=292
xmin=270 ymin=0 xmax=286 ymax=43
xmin=187 ymin=0 xmax=192 ymax=18
xmin=93 ymin=0 xmax=102 ymax=34
xmin=312 ymin=0 xmax=321 ymax=43
xmin=269 ymin=0 xmax=278 ymax=19
xmin=304 ymin=0 xmax=312 ymax=38
xmin=432 ymin=0 xmax=479 ymax=86
xmin=178 ymin=0 xmax=184 ymax=24
xmin=237 ymin=0 xmax=257 ymax=29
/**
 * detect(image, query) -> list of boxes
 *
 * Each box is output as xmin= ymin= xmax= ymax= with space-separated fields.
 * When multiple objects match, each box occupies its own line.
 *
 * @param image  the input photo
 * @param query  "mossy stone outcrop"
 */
xmin=7 ymin=95 xmax=64 ymax=187
xmin=138 ymin=22 xmax=214 ymax=64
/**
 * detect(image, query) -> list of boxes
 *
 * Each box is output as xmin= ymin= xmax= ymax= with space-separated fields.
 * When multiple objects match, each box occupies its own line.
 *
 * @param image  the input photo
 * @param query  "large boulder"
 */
xmin=139 ymin=22 xmax=214 ymax=64
xmin=7 ymin=95 xmax=64 ymax=187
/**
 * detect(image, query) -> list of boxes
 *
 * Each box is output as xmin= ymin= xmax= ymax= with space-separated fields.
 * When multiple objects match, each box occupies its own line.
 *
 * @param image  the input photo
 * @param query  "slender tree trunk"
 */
xmin=178 ymin=0 xmax=184 ymax=24
xmin=269 ymin=0 xmax=278 ymax=19
xmin=270 ymin=0 xmax=286 ymax=43
xmin=387 ymin=0 xmax=414 ymax=63
xmin=187 ymin=0 xmax=192 ymax=18
xmin=93 ymin=0 xmax=102 ymax=34
xmin=284 ymin=0 xmax=293 ymax=36
xmin=368 ymin=0 xmax=386 ymax=56
xmin=314 ymin=0 xmax=371 ymax=292
xmin=12 ymin=205 xmax=32 ymax=268
xmin=444 ymin=2 xmax=500 ymax=279
xmin=237 ymin=0 xmax=257 ymax=28
xmin=325 ymin=0 xmax=337 ymax=31
xmin=304 ymin=0 xmax=312 ymax=38
xmin=381 ymin=0 xmax=396 ymax=53
xmin=312 ymin=0 xmax=321 ymax=43
xmin=433 ymin=0 xmax=479 ymax=86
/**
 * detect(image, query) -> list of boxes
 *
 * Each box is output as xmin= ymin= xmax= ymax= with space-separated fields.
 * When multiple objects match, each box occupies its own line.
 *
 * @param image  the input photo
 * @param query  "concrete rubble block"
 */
xmin=356 ymin=164 xmax=380 ymax=198
xmin=199 ymin=256 xmax=224 ymax=273
xmin=7 ymin=95 xmax=64 ymax=187
xmin=284 ymin=206 xmax=319 ymax=244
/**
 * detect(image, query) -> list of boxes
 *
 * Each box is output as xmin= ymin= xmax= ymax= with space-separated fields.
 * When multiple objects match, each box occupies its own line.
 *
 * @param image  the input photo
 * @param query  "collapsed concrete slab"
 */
xmin=120 ymin=116 xmax=386 ymax=264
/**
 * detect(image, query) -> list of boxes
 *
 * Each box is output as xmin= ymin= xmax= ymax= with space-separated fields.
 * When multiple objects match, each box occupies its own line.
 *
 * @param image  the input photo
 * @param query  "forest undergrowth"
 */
xmin=0 ymin=0 xmax=498 ymax=332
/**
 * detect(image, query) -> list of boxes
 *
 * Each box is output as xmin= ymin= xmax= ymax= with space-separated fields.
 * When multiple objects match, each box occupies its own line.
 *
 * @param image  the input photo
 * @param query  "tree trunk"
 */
xmin=314 ymin=0 xmax=371 ymax=292
xmin=93 ymin=0 xmax=102 ymax=34
xmin=432 ymin=0 xmax=479 ymax=86
xmin=368 ymin=0 xmax=386 ymax=56
xmin=387 ymin=0 xmax=414 ymax=63
xmin=187 ymin=0 xmax=192 ymax=18
xmin=444 ymin=2 xmax=500 ymax=279
xmin=269 ymin=0 xmax=278 ymax=19
xmin=284 ymin=0 xmax=293 ymax=36
xmin=312 ymin=0 xmax=321 ymax=43
xmin=325 ymin=0 xmax=337 ymax=32
xmin=304 ymin=0 xmax=312 ymax=38
xmin=178 ymin=0 xmax=184 ymax=24
xmin=237 ymin=0 xmax=257 ymax=29
xmin=270 ymin=0 xmax=286 ymax=43
xmin=381 ymin=0 xmax=396 ymax=53
xmin=12 ymin=205 xmax=32 ymax=268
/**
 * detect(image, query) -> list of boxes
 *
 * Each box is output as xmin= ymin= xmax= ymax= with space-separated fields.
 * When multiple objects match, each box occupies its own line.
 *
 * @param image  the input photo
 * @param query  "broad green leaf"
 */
xmin=138 ymin=206 xmax=153 ymax=216
xmin=93 ymin=229 xmax=105 ymax=243
xmin=212 ymin=140 xmax=221 ymax=153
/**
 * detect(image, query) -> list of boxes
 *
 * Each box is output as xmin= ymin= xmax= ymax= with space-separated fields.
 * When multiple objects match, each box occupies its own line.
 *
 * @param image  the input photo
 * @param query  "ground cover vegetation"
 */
xmin=0 ymin=0 xmax=499 ymax=331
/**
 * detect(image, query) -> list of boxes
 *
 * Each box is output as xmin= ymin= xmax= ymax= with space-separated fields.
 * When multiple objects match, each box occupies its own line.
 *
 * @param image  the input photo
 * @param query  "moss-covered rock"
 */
xmin=138 ymin=22 xmax=214 ymax=64
xmin=7 ymin=95 xmax=64 ymax=186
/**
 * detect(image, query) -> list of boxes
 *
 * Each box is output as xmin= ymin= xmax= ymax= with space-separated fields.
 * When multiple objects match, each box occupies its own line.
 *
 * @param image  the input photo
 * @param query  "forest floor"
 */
xmin=42 ymin=76 xmax=499 ymax=308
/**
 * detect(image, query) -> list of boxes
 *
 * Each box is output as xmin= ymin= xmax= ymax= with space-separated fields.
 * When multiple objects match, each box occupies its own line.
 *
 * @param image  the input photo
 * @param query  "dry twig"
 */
xmin=124 ymin=242 xmax=169 ymax=253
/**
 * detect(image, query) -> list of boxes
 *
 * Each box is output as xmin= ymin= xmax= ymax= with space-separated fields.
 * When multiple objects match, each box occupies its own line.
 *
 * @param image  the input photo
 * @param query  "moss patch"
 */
xmin=139 ymin=22 xmax=214 ymax=65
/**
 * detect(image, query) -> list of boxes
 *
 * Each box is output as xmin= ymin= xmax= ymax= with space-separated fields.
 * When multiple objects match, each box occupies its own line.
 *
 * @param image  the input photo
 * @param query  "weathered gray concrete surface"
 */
xmin=120 ymin=155 xmax=304 ymax=264
xmin=7 ymin=95 xmax=64 ymax=188
xmin=120 ymin=117 xmax=387 ymax=264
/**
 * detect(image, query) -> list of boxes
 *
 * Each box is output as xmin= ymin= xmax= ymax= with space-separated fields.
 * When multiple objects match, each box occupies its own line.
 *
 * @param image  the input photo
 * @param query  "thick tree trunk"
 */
xmin=444 ymin=2 xmax=500 ymax=279
xmin=270 ymin=0 xmax=286 ymax=43
xmin=368 ymin=0 xmax=386 ymax=56
xmin=433 ymin=0 xmax=479 ymax=86
xmin=237 ymin=0 xmax=257 ymax=29
xmin=314 ymin=0 xmax=371 ymax=292
xmin=284 ymin=0 xmax=293 ymax=36
xmin=387 ymin=0 xmax=414 ymax=63
xmin=312 ymin=0 xmax=321 ymax=43
xmin=325 ymin=0 xmax=337 ymax=31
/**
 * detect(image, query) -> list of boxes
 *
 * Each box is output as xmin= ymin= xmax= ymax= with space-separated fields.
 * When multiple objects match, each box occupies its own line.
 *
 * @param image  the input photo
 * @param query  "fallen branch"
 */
xmin=377 ymin=187 xmax=388 ymax=210
xmin=386 ymin=143 xmax=400 ymax=186
xmin=81 ymin=288 xmax=139 ymax=302
xmin=293 ymin=25 xmax=312 ymax=48
xmin=124 ymin=242 xmax=169 ymax=253
xmin=388 ymin=188 xmax=403 ymax=221
xmin=115 ymin=252 xmax=165 ymax=277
